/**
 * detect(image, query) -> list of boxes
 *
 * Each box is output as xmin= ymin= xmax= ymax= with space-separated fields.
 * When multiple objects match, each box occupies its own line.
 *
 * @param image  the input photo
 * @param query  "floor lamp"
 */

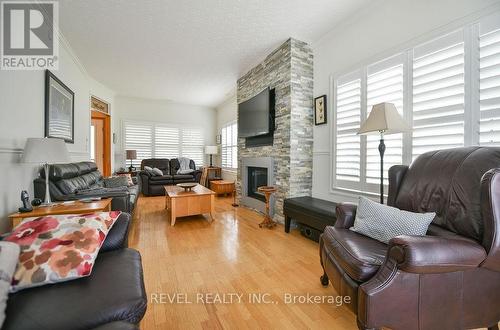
xmin=358 ymin=102 xmax=411 ymax=204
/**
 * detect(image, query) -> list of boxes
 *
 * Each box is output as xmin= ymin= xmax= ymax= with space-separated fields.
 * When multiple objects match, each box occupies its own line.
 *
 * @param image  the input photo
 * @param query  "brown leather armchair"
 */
xmin=320 ymin=146 xmax=500 ymax=330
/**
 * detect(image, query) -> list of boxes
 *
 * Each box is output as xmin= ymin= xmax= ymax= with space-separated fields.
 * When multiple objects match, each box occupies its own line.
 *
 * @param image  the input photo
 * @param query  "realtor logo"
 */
xmin=1 ymin=1 xmax=58 ymax=70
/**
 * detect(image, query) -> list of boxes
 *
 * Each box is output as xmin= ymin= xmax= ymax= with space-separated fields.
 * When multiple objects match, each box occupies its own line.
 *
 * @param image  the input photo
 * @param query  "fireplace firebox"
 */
xmin=247 ymin=166 xmax=267 ymax=202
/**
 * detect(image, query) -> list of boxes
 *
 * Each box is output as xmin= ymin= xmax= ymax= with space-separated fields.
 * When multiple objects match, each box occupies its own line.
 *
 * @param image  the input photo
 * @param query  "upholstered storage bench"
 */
xmin=283 ymin=196 xmax=337 ymax=236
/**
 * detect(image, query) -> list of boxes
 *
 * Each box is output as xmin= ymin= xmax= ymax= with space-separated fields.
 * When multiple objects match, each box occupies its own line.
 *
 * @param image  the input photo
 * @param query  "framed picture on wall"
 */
xmin=45 ymin=70 xmax=75 ymax=143
xmin=314 ymin=95 xmax=327 ymax=125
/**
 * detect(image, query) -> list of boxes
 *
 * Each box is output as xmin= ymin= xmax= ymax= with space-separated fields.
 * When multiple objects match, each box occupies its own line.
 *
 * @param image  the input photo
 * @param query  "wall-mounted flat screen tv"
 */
xmin=238 ymin=88 xmax=273 ymax=138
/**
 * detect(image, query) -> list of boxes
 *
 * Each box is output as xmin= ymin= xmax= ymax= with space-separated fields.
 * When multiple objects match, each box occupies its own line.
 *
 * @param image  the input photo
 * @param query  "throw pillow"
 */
xmin=350 ymin=197 xmax=435 ymax=244
xmin=0 ymin=242 xmax=20 ymax=327
xmin=152 ymin=167 xmax=163 ymax=176
xmin=4 ymin=211 xmax=121 ymax=292
xmin=103 ymin=176 xmax=129 ymax=188
xmin=117 ymin=173 xmax=134 ymax=186
xmin=178 ymin=169 xmax=194 ymax=175
xmin=144 ymin=166 xmax=157 ymax=176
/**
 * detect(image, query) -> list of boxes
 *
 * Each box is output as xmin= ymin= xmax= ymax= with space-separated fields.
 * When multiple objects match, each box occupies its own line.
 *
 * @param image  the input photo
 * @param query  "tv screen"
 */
xmin=238 ymin=88 xmax=271 ymax=138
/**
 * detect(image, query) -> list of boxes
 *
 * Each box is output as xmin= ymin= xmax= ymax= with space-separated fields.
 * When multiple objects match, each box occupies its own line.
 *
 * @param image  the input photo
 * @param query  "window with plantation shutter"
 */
xmin=412 ymin=31 xmax=465 ymax=159
xmin=221 ymin=122 xmax=237 ymax=169
xmin=124 ymin=121 xmax=205 ymax=167
xmin=181 ymin=128 xmax=204 ymax=165
xmin=124 ymin=123 xmax=153 ymax=167
xmin=335 ymin=74 xmax=361 ymax=184
xmin=479 ymin=19 xmax=500 ymax=146
xmin=366 ymin=56 xmax=404 ymax=185
xmin=155 ymin=126 xmax=180 ymax=159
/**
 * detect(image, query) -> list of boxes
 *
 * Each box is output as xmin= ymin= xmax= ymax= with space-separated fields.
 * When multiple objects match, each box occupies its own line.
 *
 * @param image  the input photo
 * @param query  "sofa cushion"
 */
xmin=74 ymin=162 xmax=97 ymax=175
xmin=173 ymin=174 xmax=195 ymax=180
xmin=150 ymin=175 xmax=173 ymax=181
xmin=141 ymin=159 xmax=170 ymax=173
xmin=3 ymin=248 xmax=147 ymax=330
xmin=321 ymin=226 xmax=387 ymax=282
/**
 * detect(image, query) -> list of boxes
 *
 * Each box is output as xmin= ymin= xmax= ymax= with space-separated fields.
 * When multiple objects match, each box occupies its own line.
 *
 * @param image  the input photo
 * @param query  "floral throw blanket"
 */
xmin=4 ymin=211 xmax=121 ymax=292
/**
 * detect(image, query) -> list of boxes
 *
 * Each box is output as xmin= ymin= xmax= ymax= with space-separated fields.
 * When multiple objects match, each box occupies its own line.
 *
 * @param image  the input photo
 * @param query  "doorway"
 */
xmin=90 ymin=110 xmax=111 ymax=176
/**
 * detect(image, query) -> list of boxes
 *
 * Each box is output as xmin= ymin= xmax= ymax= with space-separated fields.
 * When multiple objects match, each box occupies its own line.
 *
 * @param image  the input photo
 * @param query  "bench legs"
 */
xmin=285 ymin=215 xmax=291 ymax=233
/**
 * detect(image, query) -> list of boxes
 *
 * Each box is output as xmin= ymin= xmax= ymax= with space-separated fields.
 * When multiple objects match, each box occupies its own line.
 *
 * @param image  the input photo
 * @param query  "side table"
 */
xmin=257 ymin=186 xmax=277 ymax=229
xmin=8 ymin=198 xmax=113 ymax=228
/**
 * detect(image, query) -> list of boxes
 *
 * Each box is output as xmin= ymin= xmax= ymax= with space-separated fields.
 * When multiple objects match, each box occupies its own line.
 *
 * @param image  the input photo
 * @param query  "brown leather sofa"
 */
xmin=320 ymin=146 xmax=500 ymax=330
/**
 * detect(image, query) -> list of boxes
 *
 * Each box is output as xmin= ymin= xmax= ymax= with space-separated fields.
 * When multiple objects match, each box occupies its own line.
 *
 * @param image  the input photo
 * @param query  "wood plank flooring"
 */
xmin=129 ymin=195 xmax=358 ymax=329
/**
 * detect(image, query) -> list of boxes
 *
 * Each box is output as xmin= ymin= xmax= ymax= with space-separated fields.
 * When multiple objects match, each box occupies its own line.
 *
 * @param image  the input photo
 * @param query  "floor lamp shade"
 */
xmin=22 ymin=138 xmax=70 ymax=205
xmin=358 ymin=102 xmax=411 ymax=204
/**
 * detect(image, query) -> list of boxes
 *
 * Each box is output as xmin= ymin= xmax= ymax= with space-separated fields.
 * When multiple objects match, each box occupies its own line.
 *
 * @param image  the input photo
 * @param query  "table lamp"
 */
xmin=22 ymin=137 xmax=70 ymax=205
xmin=358 ymin=102 xmax=411 ymax=204
xmin=126 ymin=149 xmax=137 ymax=172
xmin=205 ymin=146 xmax=218 ymax=167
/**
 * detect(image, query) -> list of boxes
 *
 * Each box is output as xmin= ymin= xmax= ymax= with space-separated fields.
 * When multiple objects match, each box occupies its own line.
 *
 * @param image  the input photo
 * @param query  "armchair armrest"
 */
xmin=334 ymin=202 xmax=357 ymax=229
xmin=388 ymin=235 xmax=487 ymax=274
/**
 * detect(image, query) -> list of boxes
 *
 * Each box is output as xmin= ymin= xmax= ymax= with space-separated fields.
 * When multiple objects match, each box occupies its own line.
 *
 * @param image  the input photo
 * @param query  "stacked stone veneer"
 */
xmin=236 ymin=38 xmax=313 ymax=223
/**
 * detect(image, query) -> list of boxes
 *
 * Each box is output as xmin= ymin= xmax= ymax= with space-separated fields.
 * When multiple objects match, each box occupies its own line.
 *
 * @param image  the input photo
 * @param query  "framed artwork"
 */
xmin=45 ymin=70 xmax=75 ymax=143
xmin=314 ymin=95 xmax=327 ymax=125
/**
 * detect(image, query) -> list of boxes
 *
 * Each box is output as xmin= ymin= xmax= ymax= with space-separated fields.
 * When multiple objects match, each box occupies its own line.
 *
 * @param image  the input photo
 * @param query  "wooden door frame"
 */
xmin=91 ymin=110 xmax=111 ymax=176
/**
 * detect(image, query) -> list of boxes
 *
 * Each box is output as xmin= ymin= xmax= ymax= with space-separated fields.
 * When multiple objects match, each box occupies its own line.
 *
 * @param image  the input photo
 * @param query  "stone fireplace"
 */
xmin=236 ymin=38 xmax=313 ymax=223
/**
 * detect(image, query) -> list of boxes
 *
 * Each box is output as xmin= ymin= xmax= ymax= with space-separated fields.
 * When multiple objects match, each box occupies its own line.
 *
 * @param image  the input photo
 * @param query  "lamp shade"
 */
xmin=126 ymin=149 xmax=137 ymax=159
xmin=358 ymin=102 xmax=411 ymax=135
xmin=205 ymin=146 xmax=218 ymax=155
xmin=22 ymin=138 xmax=70 ymax=164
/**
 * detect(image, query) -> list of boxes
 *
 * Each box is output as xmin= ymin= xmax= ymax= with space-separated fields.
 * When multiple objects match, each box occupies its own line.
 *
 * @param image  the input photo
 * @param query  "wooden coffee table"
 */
xmin=8 ymin=198 xmax=112 ymax=228
xmin=164 ymin=184 xmax=215 ymax=226
xmin=210 ymin=180 xmax=235 ymax=196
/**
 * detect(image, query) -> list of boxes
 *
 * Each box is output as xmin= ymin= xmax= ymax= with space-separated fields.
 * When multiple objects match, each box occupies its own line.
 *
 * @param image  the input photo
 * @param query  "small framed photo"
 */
xmin=314 ymin=95 xmax=327 ymax=125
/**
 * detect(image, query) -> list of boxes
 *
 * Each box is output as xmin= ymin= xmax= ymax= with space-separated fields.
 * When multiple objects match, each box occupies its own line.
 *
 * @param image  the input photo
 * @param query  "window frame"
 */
xmin=221 ymin=121 xmax=238 ymax=171
xmin=123 ymin=120 xmax=205 ymax=168
xmin=331 ymin=11 xmax=500 ymax=196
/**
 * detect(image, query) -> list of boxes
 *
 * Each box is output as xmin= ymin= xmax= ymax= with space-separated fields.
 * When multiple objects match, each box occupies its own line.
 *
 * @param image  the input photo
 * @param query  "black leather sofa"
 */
xmin=3 ymin=213 xmax=147 ymax=330
xmin=34 ymin=162 xmax=139 ymax=213
xmin=139 ymin=158 xmax=202 ymax=196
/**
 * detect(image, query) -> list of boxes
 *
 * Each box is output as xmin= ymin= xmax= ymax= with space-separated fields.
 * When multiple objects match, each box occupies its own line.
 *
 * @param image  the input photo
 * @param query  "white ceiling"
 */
xmin=58 ymin=0 xmax=371 ymax=107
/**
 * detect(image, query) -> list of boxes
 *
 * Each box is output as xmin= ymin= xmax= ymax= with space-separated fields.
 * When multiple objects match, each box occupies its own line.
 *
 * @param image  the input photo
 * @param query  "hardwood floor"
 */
xmin=129 ymin=195 xmax=358 ymax=329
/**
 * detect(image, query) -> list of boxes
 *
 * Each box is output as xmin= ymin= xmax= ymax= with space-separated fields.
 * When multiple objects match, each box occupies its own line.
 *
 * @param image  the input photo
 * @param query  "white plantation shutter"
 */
xmin=124 ymin=123 xmax=153 ymax=167
xmin=412 ymin=31 xmax=465 ymax=159
xmin=221 ymin=122 xmax=238 ymax=169
xmin=335 ymin=75 xmax=361 ymax=184
xmin=181 ymin=128 xmax=204 ymax=165
xmin=155 ymin=126 xmax=180 ymax=159
xmin=124 ymin=121 xmax=205 ymax=167
xmin=479 ymin=19 xmax=500 ymax=146
xmin=366 ymin=57 xmax=404 ymax=185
